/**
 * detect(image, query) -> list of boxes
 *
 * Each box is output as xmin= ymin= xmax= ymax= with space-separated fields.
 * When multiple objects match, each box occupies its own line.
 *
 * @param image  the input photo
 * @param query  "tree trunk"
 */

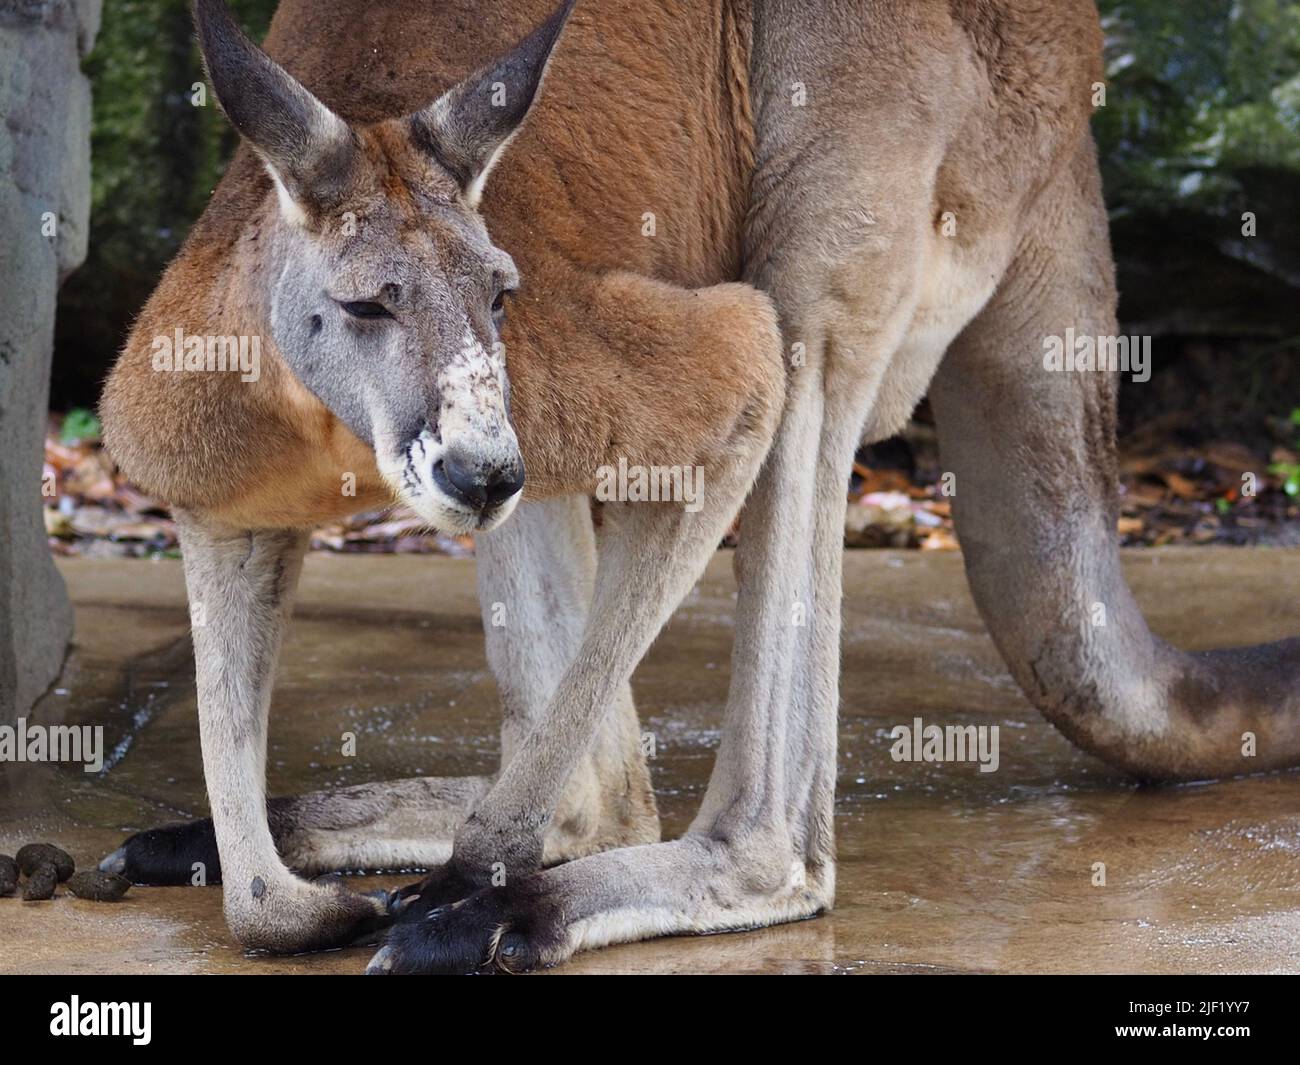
xmin=0 ymin=0 xmax=103 ymax=721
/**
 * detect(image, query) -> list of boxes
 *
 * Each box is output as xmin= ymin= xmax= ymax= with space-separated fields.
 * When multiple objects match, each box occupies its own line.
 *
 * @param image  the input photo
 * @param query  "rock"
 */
xmin=0 ymin=854 xmax=17 ymax=896
xmin=68 ymin=869 xmax=130 ymax=901
xmin=0 ymin=0 xmax=103 ymax=724
xmin=16 ymin=841 xmax=74 ymax=881
xmin=22 ymin=864 xmax=58 ymax=901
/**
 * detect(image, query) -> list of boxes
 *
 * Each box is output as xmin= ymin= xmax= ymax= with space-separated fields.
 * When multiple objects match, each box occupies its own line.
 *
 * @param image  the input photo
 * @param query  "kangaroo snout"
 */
xmin=374 ymin=423 xmax=522 ymax=535
xmin=434 ymin=446 xmax=525 ymax=514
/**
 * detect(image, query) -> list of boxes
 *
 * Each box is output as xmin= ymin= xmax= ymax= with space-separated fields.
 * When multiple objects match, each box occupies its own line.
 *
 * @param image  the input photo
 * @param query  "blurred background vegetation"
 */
xmin=53 ymin=0 xmax=275 ymax=406
xmin=53 ymin=0 xmax=1300 ymax=444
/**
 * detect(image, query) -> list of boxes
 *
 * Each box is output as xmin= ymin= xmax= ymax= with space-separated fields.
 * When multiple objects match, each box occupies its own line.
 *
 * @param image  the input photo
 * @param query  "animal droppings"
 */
xmin=16 ymin=842 xmax=75 ymax=882
xmin=68 ymin=870 xmax=131 ymax=902
xmin=22 ymin=864 xmax=58 ymax=901
xmin=0 ymin=855 xmax=17 ymax=896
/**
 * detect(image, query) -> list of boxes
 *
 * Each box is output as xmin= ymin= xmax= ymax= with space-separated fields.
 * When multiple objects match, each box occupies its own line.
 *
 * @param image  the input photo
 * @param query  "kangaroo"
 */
xmin=99 ymin=0 xmax=1300 ymax=974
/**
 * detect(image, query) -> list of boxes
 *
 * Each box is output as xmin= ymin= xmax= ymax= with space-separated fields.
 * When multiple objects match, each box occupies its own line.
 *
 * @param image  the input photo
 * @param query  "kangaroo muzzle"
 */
xmin=433 ymin=445 xmax=525 ymax=513
xmin=422 ymin=326 xmax=523 ymax=528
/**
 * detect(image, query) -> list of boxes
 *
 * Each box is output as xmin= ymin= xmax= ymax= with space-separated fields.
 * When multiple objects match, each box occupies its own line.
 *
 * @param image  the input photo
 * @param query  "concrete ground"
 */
xmin=2 ymin=548 xmax=1299 ymax=974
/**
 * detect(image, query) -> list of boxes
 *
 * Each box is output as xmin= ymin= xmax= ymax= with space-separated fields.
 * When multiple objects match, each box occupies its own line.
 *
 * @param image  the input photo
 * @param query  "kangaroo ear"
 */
xmin=407 ymin=0 xmax=576 ymax=207
xmin=193 ymin=0 xmax=357 ymax=222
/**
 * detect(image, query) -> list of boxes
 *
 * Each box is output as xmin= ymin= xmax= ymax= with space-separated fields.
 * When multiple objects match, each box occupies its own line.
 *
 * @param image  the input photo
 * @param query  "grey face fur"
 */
xmin=195 ymin=0 xmax=575 ymax=532
xmin=265 ymin=199 xmax=524 ymax=533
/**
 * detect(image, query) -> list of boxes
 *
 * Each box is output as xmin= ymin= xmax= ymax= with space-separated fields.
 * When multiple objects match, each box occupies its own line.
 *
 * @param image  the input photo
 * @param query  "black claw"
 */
xmin=391 ymin=861 xmax=482 ymax=922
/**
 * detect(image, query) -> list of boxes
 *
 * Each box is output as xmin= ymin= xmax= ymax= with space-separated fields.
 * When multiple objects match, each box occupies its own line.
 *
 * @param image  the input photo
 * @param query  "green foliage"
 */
xmin=82 ymin=0 xmax=277 ymax=260
xmin=54 ymin=0 xmax=278 ymax=406
xmin=1094 ymin=0 xmax=1300 ymax=210
xmin=1269 ymin=407 xmax=1300 ymax=496
xmin=1093 ymin=1 xmax=1300 ymax=344
xmin=59 ymin=408 xmax=102 ymax=444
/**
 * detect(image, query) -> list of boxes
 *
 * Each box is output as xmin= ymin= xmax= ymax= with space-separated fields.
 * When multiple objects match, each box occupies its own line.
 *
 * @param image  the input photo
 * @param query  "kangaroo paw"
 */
xmin=367 ymin=877 xmax=564 ymax=974
xmin=388 ymin=860 xmax=485 ymax=915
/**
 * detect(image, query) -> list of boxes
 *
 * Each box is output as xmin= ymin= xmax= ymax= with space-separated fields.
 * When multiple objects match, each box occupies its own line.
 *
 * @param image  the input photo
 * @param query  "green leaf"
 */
xmin=60 ymin=408 xmax=102 ymax=444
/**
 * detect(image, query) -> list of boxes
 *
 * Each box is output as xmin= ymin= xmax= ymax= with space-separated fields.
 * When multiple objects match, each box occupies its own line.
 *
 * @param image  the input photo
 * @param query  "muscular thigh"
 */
xmin=745 ymin=1 xmax=969 ymax=417
xmin=744 ymin=0 xmax=1104 ymax=434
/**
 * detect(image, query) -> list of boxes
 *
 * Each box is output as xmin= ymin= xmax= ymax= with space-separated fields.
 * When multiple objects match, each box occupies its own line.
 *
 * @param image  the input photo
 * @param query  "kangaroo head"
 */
xmin=193 ymin=0 xmax=574 ymax=532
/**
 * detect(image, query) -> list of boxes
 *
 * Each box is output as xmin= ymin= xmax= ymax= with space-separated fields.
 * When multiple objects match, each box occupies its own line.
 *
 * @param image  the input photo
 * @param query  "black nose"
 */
xmin=436 ymin=449 xmax=525 ymax=511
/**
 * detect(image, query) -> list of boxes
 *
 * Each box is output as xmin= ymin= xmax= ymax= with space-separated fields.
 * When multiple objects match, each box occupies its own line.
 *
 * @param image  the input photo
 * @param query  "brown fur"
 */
xmin=101 ymin=0 xmax=776 ymax=526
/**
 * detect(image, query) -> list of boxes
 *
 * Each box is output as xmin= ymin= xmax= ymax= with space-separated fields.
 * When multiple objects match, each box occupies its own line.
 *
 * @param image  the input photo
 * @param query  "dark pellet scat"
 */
xmin=0 ymin=854 xmax=17 ymax=896
xmin=16 ymin=842 xmax=75 ymax=882
xmin=68 ymin=869 xmax=131 ymax=902
xmin=22 ymin=864 xmax=58 ymax=901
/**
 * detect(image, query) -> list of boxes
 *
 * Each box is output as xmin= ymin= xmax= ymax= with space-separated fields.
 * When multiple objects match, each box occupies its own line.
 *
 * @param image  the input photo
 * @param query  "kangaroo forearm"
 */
xmin=507 ymin=273 xmax=785 ymax=499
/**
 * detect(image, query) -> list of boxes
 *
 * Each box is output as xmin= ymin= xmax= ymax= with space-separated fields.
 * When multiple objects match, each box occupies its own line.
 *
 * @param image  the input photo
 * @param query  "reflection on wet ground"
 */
xmin=2 ymin=548 xmax=1298 ymax=973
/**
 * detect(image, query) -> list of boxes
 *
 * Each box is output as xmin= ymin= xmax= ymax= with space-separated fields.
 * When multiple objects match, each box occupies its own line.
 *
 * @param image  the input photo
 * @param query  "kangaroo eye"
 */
xmin=491 ymin=288 xmax=513 ymax=324
xmin=339 ymin=300 xmax=392 ymax=319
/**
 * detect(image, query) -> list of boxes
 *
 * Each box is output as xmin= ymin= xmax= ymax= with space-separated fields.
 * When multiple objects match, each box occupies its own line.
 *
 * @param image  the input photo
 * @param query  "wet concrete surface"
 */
xmin=2 ymin=547 xmax=1299 ymax=974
